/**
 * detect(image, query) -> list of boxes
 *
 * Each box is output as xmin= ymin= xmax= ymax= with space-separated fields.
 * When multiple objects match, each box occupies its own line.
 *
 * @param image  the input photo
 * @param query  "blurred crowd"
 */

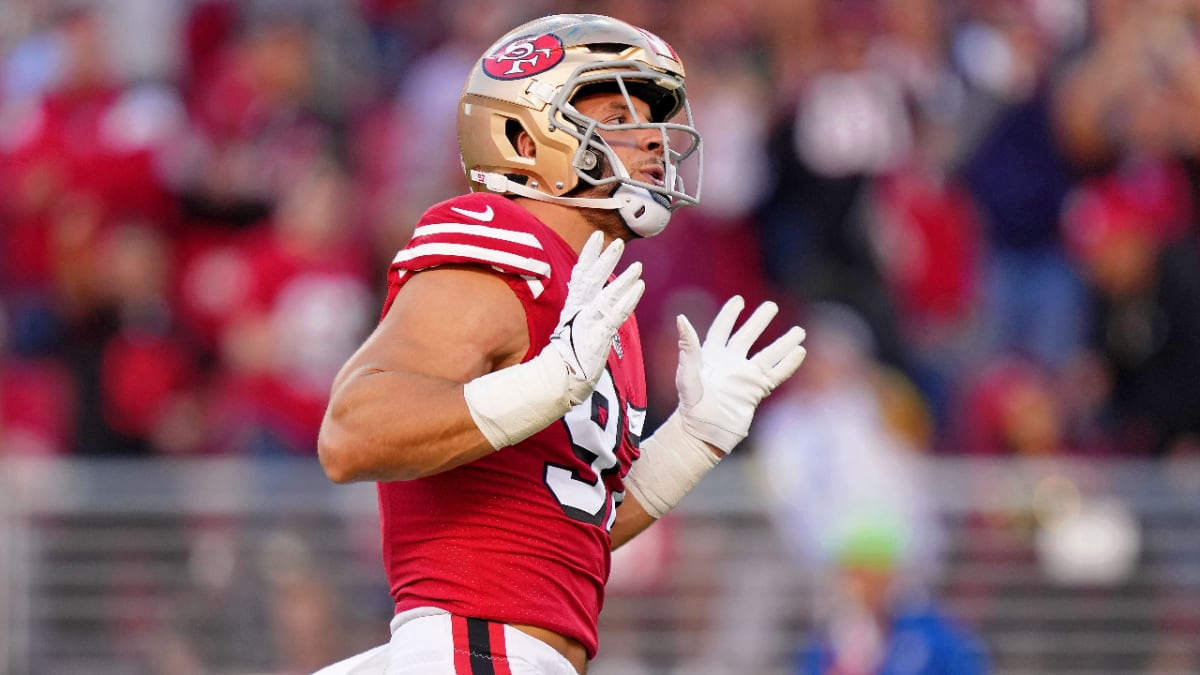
xmin=3 ymin=1 xmax=1200 ymax=673
xmin=2 ymin=0 xmax=1200 ymax=463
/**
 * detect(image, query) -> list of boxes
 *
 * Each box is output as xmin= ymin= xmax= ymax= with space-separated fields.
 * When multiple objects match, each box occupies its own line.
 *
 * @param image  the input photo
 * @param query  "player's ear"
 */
xmin=516 ymin=130 xmax=537 ymax=159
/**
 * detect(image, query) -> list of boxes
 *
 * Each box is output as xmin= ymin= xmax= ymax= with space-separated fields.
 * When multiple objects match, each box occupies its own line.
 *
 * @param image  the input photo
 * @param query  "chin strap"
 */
xmin=469 ymin=169 xmax=671 ymax=237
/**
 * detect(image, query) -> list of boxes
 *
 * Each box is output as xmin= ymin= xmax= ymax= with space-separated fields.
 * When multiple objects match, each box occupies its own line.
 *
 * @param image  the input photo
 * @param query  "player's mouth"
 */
xmin=639 ymin=166 xmax=665 ymax=186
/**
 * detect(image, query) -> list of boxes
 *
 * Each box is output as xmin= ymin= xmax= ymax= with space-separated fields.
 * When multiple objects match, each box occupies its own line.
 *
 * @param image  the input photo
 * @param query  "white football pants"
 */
xmin=312 ymin=608 xmax=578 ymax=675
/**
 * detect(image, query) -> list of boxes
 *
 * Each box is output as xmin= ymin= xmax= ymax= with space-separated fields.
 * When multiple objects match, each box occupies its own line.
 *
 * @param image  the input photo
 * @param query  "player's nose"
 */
xmin=635 ymin=126 xmax=663 ymax=156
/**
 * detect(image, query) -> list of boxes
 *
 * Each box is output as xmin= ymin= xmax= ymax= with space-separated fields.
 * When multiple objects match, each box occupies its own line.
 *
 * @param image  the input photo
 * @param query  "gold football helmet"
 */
xmin=458 ymin=13 xmax=702 ymax=236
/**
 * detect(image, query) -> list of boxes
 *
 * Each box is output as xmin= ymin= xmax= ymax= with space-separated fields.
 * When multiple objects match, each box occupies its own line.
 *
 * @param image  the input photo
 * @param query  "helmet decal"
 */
xmin=483 ymin=33 xmax=565 ymax=80
xmin=634 ymin=28 xmax=678 ymax=61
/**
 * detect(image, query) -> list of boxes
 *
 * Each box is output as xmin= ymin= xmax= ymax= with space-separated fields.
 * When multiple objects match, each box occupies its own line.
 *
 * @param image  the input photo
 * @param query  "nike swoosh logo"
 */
xmin=450 ymin=204 xmax=494 ymax=222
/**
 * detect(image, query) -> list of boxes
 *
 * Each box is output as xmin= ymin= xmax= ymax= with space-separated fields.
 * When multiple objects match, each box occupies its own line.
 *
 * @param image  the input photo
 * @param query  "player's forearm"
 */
xmin=318 ymin=367 xmax=496 ymax=483
xmin=609 ymin=493 xmax=658 ymax=550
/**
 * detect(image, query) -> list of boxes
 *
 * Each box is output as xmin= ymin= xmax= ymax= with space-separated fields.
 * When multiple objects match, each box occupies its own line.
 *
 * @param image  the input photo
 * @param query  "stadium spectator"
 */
xmin=793 ymin=514 xmax=990 ymax=675
xmin=0 ymin=298 xmax=76 ymax=455
xmin=68 ymin=220 xmax=201 ymax=457
xmin=756 ymin=0 xmax=909 ymax=368
xmin=951 ymin=353 xmax=1073 ymax=457
xmin=756 ymin=302 xmax=942 ymax=578
xmin=955 ymin=0 xmax=1089 ymax=372
xmin=1062 ymin=179 xmax=1200 ymax=457
xmin=202 ymin=156 xmax=374 ymax=457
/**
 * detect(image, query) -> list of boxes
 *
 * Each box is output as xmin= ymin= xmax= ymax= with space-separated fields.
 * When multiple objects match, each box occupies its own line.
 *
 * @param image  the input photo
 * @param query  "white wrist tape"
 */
xmin=463 ymin=350 xmax=573 ymax=450
xmin=624 ymin=411 xmax=722 ymax=519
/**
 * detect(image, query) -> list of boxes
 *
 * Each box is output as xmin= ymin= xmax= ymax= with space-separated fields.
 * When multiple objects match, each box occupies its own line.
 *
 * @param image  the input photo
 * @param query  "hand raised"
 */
xmin=674 ymin=295 xmax=807 ymax=452
xmin=548 ymin=231 xmax=645 ymax=404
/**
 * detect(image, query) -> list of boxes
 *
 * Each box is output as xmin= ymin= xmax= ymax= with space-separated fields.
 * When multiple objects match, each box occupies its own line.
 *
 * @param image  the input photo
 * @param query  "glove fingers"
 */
xmin=675 ymin=314 xmax=703 ymax=406
xmin=572 ymin=234 xmax=622 ymax=301
xmin=767 ymin=345 xmax=808 ymax=387
xmin=569 ymin=231 xmax=604 ymax=290
xmin=592 ymin=237 xmax=626 ymax=281
xmin=752 ymin=326 xmax=807 ymax=382
xmin=595 ymin=261 xmax=644 ymax=324
xmin=578 ymin=230 xmax=604 ymax=267
xmin=750 ymin=325 xmax=806 ymax=370
xmin=727 ymin=300 xmax=779 ymax=355
xmin=562 ymin=232 xmax=606 ymax=321
xmin=705 ymin=295 xmax=745 ymax=348
xmin=601 ymin=260 xmax=642 ymax=299
xmin=605 ymin=275 xmax=646 ymax=328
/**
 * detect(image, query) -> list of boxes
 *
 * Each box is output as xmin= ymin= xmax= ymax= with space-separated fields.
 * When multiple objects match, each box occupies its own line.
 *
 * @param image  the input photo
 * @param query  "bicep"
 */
xmin=336 ymin=266 xmax=530 ymax=390
xmin=320 ymin=266 xmax=531 ymax=482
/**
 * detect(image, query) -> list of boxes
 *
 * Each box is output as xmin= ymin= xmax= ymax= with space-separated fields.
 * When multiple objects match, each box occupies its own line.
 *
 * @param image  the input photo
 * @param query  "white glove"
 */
xmin=624 ymin=294 xmax=806 ymax=517
xmin=464 ymin=231 xmax=644 ymax=448
xmin=675 ymin=295 xmax=807 ymax=452
xmin=549 ymin=231 xmax=645 ymax=404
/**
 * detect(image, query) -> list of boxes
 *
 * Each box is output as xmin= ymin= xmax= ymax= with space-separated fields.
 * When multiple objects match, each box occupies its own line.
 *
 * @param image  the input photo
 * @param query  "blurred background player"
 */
xmin=314 ymin=13 xmax=807 ymax=675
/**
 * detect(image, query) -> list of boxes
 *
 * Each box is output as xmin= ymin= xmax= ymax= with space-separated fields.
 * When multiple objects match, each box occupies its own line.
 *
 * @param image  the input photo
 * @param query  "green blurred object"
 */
xmin=833 ymin=512 xmax=906 ymax=570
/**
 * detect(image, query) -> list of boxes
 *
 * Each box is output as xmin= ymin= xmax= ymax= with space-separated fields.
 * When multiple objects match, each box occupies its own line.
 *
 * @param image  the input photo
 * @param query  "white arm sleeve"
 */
xmin=463 ymin=350 xmax=573 ymax=449
xmin=624 ymin=412 xmax=721 ymax=519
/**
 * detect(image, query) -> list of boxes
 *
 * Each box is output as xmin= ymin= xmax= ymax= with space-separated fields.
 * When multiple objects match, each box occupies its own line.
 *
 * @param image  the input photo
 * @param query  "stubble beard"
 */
xmin=572 ymin=183 xmax=636 ymax=241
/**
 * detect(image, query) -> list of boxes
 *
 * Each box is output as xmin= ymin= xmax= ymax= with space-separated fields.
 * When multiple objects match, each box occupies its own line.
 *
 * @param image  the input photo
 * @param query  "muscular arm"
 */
xmin=318 ymin=266 xmax=529 ymax=483
xmin=610 ymin=440 xmax=725 ymax=550
xmin=610 ymin=493 xmax=657 ymax=550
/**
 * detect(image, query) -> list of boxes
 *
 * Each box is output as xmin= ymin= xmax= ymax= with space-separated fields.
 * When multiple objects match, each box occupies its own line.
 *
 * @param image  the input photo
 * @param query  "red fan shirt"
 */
xmin=377 ymin=193 xmax=648 ymax=659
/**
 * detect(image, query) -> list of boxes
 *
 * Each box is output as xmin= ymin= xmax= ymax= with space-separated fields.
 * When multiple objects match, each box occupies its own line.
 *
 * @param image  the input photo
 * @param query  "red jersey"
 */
xmin=377 ymin=193 xmax=648 ymax=659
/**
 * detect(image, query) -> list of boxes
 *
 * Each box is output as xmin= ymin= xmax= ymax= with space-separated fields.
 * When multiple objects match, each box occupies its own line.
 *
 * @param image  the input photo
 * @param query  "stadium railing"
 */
xmin=1 ymin=455 xmax=1197 ymax=675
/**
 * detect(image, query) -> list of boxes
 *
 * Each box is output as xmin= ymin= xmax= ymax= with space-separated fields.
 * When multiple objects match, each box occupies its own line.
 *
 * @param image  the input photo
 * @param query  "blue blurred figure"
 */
xmin=794 ymin=515 xmax=990 ymax=675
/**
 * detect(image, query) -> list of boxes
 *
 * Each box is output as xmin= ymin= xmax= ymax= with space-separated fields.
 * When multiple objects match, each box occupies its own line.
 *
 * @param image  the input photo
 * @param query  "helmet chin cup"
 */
xmin=615 ymin=184 xmax=671 ymax=237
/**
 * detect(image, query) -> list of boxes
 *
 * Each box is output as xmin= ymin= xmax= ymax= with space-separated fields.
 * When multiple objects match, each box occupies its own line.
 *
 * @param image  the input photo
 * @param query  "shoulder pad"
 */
xmin=391 ymin=194 xmax=553 ymax=280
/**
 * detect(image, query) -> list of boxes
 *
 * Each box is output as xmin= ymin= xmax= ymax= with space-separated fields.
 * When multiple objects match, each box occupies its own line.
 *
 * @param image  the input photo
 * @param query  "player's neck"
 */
xmin=513 ymin=196 xmax=614 ymax=253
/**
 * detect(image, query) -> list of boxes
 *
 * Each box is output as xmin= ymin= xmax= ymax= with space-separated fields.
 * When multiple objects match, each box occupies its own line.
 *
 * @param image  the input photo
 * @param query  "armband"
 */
xmin=463 ymin=350 xmax=573 ymax=450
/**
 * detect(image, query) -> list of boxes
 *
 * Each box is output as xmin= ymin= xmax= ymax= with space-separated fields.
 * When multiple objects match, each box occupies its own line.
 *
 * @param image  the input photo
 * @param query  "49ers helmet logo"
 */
xmin=483 ymin=33 xmax=565 ymax=80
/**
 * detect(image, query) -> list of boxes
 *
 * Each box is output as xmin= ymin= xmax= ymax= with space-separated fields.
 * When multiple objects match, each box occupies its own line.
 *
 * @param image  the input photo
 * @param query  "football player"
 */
xmin=315 ymin=13 xmax=807 ymax=675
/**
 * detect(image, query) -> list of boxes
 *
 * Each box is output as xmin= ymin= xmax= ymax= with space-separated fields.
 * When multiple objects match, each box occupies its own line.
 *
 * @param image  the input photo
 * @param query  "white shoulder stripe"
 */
xmin=413 ymin=222 xmax=544 ymax=249
xmin=393 ymin=242 xmax=552 ymax=277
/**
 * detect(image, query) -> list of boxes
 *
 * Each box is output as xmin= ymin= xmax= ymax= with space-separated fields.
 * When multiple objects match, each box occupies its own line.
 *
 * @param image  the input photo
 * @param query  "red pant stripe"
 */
xmin=451 ymin=615 xmax=510 ymax=675
xmin=487 ymin=620 xmax=513 ymax=675
xmin=451 ymin=615 xmax=475 ymax=674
